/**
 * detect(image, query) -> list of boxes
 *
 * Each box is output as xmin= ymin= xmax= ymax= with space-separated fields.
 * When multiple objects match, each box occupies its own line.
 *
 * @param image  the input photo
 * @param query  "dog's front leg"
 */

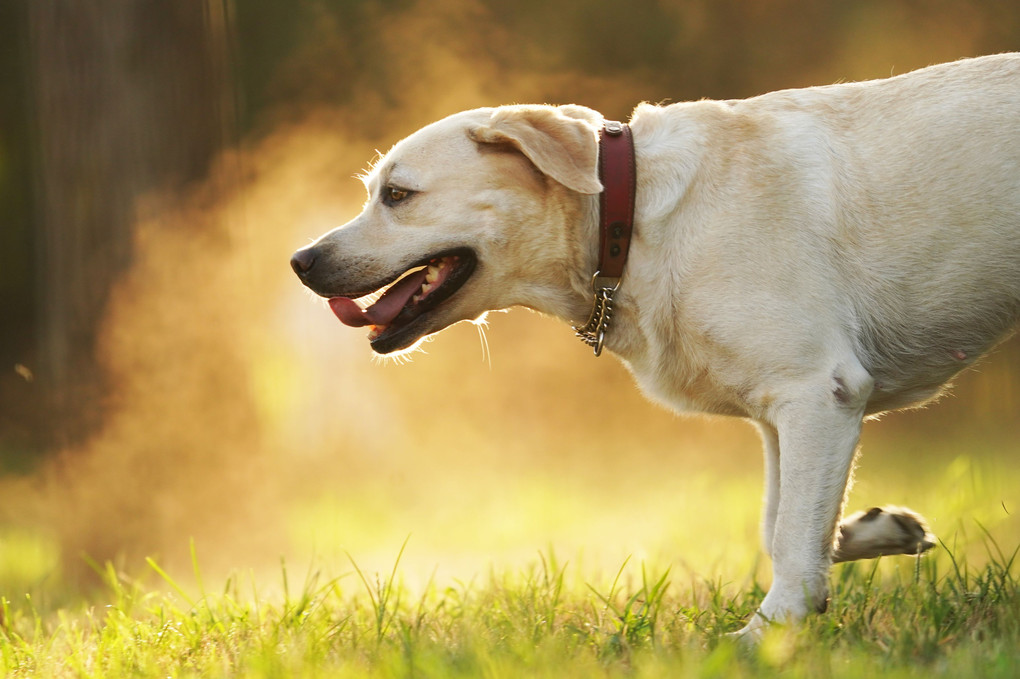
xmin=756 ymin=421 xmax=781 ymax=558
xmin=738 ymin=363 xmax=872 ymax=637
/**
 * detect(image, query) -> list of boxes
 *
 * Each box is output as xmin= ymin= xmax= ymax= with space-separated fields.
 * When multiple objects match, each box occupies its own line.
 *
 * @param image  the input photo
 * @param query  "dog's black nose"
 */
xmin=290 ymin=247 xmax=317 ymax=276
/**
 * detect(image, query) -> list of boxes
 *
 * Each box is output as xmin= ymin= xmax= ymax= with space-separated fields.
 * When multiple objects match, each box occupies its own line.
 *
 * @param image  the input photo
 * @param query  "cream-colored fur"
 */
xmin=292 ymin=54 xmax=1020 ymax=636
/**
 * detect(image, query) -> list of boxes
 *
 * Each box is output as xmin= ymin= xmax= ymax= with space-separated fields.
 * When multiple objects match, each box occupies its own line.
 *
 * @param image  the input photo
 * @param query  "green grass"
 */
xmin=1 ymin=538 xmax=1018 ymax=678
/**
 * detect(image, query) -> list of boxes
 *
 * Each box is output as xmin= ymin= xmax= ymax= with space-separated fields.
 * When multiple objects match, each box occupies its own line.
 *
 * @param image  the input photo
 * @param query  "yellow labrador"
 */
xmin=292 ymin=53 xmax=1019 ymax=635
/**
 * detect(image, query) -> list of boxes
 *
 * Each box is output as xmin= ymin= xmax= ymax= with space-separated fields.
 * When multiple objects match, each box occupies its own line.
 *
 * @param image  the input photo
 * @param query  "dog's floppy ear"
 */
xmin=467 ymin=105 xmax=603 ymax=195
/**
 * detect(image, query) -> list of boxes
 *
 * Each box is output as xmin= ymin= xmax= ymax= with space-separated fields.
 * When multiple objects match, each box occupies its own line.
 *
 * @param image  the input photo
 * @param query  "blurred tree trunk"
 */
xmin=27 ymin=1 xmax=237 ymax=443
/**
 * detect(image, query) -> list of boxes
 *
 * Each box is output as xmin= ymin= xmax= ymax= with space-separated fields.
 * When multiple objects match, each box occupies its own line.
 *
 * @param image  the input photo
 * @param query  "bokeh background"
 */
xmin=0 ymin=0 xmax=1018 ymax=597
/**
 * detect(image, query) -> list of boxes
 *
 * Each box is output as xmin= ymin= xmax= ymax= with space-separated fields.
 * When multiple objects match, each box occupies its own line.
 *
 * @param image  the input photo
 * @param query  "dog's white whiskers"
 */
xmin=475 ymin=321 xmax=491 ymax=369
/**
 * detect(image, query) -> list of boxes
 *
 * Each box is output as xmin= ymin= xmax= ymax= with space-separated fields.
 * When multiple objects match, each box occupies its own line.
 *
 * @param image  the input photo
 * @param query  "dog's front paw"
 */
xmin=833 ymin=505 xmax=936 ymax=563
xmin=731 ymin=575 xmax=825 ymax=642
xmin=729 ymin=613 xmax=768 ymax=643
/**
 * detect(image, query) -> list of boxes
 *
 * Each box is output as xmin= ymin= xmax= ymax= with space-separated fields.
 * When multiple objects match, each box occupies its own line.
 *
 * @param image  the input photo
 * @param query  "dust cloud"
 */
xmin=0 ymin=0 xmax=734 ymax=585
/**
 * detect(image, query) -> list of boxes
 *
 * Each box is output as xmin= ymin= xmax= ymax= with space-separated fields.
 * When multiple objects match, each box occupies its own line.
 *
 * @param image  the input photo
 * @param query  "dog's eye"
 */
xmin=383 ymin=186 xmax=413 ymax=206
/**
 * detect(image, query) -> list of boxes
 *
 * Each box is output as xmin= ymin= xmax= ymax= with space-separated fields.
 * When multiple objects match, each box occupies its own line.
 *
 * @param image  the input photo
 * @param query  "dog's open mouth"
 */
xmin=327 ymin=248 xmax=476 ymax=352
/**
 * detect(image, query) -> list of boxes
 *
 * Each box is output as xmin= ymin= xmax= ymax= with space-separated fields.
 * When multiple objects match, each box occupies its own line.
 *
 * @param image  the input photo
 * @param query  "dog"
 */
xmin=291 ymin=53 xmax=1019 ymax=636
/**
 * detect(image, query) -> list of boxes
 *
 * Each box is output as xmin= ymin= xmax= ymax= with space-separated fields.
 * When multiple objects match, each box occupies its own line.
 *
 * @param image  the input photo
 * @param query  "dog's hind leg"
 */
xmin=832 ymin=506 xmax=936 ymax=562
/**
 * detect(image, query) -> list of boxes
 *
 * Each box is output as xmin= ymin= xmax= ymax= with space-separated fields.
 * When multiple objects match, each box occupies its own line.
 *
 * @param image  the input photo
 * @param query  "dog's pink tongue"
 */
xmin=328 ymin=268 xmax=429 ymax=328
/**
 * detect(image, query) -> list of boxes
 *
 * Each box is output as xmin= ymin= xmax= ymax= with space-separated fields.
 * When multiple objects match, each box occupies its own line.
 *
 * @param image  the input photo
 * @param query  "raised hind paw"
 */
xmin=833 ymin=505 xmax=936 ymax=563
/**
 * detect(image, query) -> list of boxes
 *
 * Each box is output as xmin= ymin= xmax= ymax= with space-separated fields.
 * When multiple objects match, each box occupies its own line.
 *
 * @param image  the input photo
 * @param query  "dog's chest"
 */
xmin=622 ymin=345 xmax=754 ymax=420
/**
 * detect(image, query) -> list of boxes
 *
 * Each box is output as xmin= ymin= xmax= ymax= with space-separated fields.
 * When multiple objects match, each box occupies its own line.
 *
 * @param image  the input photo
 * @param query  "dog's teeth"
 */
xmin=426 ymin=265 xmax=440 ymax=284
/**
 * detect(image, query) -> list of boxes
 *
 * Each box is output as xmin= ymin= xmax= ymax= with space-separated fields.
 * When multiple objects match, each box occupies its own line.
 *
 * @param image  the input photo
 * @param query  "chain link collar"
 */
xmin=574 ymin=273 xmax=621 ymax=356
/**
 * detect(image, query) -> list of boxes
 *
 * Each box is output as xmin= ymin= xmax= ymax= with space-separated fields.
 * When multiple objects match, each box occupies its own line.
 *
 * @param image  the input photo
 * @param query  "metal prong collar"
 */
xmin=573 ymin=271 xmax=621 ymax=356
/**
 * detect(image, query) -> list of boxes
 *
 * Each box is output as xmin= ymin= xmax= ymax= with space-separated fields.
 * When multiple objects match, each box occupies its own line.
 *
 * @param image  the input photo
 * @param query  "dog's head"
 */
xmin=291 ymin=104 xmax=604 ymax=354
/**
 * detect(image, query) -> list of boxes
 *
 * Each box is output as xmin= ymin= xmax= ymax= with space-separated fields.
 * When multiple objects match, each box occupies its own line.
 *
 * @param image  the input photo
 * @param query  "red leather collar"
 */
xmin=573 ymin=120 xmax=636 ymax=356
xmin=596 ymin=120 xmax=636 ymax=281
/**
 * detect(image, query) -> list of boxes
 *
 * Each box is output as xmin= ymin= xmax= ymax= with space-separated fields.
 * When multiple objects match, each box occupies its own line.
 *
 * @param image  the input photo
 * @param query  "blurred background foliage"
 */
xmin=0 ymin=0 xmax=1017 ymax=587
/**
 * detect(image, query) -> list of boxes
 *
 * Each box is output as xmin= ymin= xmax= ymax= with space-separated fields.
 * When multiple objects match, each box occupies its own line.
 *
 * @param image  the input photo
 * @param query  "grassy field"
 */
xmin=0 ymin=538 xmax=1018 ymax=678
xmin=1 ymin=421 xmax=1018 ymax=677
xmin=1 ymin=426 xmax=1019 ymax=677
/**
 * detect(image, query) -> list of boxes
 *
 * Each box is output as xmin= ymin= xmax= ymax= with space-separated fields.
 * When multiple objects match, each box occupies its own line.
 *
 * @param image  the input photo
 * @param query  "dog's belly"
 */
xmin=836 ymin=183 xmax=1020 ymax=413
xmin=857 ymin=297 xmax=1020 ymax=414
